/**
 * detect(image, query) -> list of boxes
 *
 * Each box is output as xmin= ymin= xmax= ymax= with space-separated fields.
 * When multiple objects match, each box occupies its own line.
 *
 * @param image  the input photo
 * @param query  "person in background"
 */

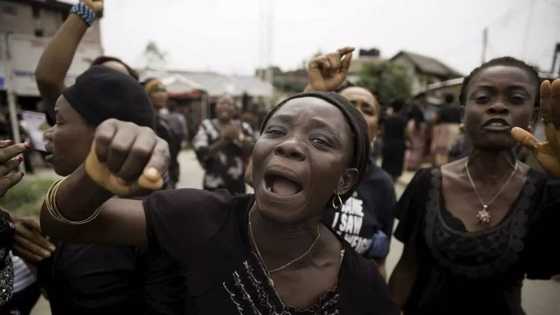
xmin=382 ymin=100 xmax=408 ymax=181
xmin=193 ymin=95 xmax=255 ymax=194
xmin=405 ymin=104 xmax=427 ymax=171
xmin=430 ymin=103 xmax=462 ymax=167
xmin=143 ymin=79 xmax=183 ymax=188
xmin=306 ymin=49 xmax=397 ymax=279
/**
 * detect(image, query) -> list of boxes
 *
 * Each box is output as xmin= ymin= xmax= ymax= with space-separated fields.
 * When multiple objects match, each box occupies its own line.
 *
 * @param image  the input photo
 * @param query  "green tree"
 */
xmin=357 ymin=61 xmax=412 ymax=106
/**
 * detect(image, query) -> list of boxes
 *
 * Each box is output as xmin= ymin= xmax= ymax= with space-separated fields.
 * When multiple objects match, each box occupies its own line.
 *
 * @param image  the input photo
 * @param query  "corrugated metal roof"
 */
xmin=141 ymin=69 xmax=273 ymax=97
xmin=392 ymin=51 xmax=463 ymax=78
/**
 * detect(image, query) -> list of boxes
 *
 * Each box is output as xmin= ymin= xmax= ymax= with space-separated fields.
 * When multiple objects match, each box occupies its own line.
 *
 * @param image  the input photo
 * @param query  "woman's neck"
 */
xmin=249 ymin=204 xmax=321 ymax=269
xmin=467 ymin=148 xmax=517 ymax=183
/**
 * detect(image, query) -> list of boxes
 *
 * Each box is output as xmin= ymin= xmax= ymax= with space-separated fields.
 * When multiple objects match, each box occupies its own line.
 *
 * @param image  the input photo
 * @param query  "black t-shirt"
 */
xmin=394 ymin=168 xmax=560 ymax=315
xmin=144 ymin=189 xmax=399 ymax=315
xmin=39 ymin=234 xmax=185 ymax=315
xmin=323 ymin=161 xmax=396 ymax=260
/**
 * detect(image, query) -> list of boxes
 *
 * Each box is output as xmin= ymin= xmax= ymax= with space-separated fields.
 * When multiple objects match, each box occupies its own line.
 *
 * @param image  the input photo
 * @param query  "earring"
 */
xmin=331 ymin=193 xmax=344 ymax=210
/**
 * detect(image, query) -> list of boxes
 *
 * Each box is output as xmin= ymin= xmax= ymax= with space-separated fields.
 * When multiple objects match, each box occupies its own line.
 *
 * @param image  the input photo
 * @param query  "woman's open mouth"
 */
xmin=264 ymin=173 xmax=303 ymax=196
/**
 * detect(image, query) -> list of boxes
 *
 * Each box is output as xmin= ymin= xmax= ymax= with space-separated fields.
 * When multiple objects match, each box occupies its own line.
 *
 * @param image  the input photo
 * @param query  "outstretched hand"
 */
xmin=512 ymin=79 xmax=560 ymax=176
xmin=85 ymin=119 xmax=169 ymax=196
xmin=307 ymin=47 xmax=354 ymax=92
xmin=0 ymin=140 xmax=26 ymax=198
xmin=13 ymin=216 xmax=55 ymax=264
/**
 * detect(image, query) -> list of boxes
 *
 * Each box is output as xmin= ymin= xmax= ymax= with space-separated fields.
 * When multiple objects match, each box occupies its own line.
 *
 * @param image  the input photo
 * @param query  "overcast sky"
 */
xmin=91 ymin=0 xmax=560 ymax=75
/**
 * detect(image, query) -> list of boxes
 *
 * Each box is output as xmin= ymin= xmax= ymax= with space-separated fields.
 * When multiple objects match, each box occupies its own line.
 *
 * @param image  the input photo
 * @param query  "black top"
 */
xmin=323 ymin=160 xmax=396 ymax=260
xmin=0 ymin=209 xmax=14 ymax=306
xmin=144 ymin=189 xmax=399 ymax=315
xmin=394 ymin=168 xmax=560 ymax=315
xmin=39 ymin=237 xmax=185 ymax=315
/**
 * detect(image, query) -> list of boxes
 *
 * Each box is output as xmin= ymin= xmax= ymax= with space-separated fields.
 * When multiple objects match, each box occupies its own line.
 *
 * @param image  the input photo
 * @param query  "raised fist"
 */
xmin=85 ymin=119 xmax=168 ymax=196
xmin=307 ymin=47 xmax=354 ymax=92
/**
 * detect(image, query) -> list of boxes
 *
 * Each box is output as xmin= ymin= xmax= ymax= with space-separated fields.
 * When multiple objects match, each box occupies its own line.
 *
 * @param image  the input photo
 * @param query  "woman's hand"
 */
xmin=85 ymin=119 xmax=169 ymax=196
xmin=512 ymin=79 xmax=560 ymax=176
xmin=82 ymin=0 xmax=104 ymax=16
xmin=306 ymin=47 xmax=354 ymax=92
xmin=0 ymin=140 xmax=26 ymax=198
xmin=12 ymin=216 xmax=55 ymax=264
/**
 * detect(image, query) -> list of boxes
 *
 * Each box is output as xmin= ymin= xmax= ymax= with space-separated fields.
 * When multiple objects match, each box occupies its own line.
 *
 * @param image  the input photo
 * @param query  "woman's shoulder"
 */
xmin=144 ymin=189 xmax=252 ymax=260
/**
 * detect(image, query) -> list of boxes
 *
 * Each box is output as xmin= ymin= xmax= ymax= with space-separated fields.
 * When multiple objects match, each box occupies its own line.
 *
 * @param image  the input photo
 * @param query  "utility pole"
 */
xmin=481 ymin=27 xmax=488 ymax=64
xmin=552 ymin=43 xmax=560 ymax=76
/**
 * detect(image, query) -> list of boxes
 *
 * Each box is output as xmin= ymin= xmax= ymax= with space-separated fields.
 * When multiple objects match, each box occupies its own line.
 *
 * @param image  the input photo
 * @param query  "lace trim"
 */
xmin=223 ymin=253 xmax=341 ymax=314
xmin=424 ymin=168 xmax=535 ymax=278
xmin=0 ymin=253 xmax=14 ymax=306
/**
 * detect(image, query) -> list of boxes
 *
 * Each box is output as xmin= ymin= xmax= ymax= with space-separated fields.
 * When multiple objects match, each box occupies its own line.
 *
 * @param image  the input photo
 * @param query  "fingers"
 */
xmin=0 ymin=143 xmax=27 ymax=163
xmin=0 ymin=170 xmax=24 ymax=197
xmin=511 ymin=127 xmax=541 ymax=151
xmin=94 ymin=119 xmax=118 ymax=163
xmin=13 ymin=244 xmax=49 ymax=264
xmin=326 ymin=53 xmax=341 ymax=75
xmin=337 ymin=47 xmax=354 ymax=73
xmin=13 ymin=234 xmax=53 ymax=262
xmin=138 ymin=139 xmax=169 ymax=190
xmin=16 ymin=217 xmax=55 ymax=251
xmin=115 ymin=127 xmax=158 ymax=182
xmin=0 ymin=156 xmax=22 ymax=176
xmin=550 ymin=79 xmax=560 ymax=127
xmin=105 ymin=123 xmax=138 ymax=175
xmin=0 ymin=140 xmax=13 ymax=148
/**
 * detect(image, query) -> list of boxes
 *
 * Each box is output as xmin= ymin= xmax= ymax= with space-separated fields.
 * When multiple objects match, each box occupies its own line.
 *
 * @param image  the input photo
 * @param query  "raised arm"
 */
xmin=40 ymin=119 xmax=169 ymax=247
xmin=305 ymin=47 xmax=354 ymax=92
xmin=35 ymin=0 xmax=103 ymax=118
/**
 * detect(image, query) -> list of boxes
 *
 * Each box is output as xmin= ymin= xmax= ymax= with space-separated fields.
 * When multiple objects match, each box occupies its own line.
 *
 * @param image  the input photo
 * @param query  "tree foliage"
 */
xmin=357 ymin=61 xmax=412 ymax=106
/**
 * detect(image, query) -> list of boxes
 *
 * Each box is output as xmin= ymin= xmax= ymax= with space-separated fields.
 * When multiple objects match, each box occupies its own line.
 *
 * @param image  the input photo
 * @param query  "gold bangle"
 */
xmin=45 ymin=177 xmax=102 ymax=225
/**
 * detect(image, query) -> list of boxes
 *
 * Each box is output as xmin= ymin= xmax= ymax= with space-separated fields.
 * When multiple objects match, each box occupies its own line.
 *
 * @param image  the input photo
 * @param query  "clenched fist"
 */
xmin=85 ymin=119 xmax=169 ymax=196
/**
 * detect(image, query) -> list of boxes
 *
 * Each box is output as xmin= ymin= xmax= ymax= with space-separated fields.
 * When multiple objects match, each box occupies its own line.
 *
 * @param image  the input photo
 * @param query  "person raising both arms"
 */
xmin=389 ymin=58 xmax=560 ymax=315
xmin=39 ymin=90 xmax=399 ymax=314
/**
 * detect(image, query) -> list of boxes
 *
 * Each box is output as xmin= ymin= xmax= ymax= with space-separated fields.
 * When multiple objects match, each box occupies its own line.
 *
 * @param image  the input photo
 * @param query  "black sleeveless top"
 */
xmin=394 ymin=168 xmax=560 ymax=315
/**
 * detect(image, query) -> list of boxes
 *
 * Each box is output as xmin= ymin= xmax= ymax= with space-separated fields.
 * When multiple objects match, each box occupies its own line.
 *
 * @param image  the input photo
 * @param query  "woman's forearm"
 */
xmin=35 ymin=14 xmax=89 ymax=104
xmin=40 ymin=167 xmax=147 ymax=246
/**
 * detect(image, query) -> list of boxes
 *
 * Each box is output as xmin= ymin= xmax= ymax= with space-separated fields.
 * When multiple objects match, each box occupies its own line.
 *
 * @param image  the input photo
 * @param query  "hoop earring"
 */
xmin=331 ymin=193 xmax=343 ymax=210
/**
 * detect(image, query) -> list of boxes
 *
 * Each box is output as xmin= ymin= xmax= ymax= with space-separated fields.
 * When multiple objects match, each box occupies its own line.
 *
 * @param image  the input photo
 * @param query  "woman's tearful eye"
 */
xmin=310 ymin=136 xmax=332 ymax=149
xmin=264 ymin=126 xmax=286 ymax=137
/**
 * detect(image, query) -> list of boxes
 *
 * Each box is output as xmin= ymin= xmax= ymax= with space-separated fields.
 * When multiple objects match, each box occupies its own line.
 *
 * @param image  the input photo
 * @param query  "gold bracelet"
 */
xmin=45 ymin=177 xmax=102 ymax=225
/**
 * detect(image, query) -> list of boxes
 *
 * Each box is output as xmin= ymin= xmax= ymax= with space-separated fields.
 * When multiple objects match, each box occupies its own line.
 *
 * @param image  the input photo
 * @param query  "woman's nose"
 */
xmin=273 ymin=137 xmax=306 ymax=161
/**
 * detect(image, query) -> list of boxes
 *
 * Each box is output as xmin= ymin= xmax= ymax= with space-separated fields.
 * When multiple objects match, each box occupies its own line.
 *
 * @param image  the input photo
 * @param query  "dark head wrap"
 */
xmin=62 ymin=66 xmax=155 ymax=128
xmin=91 ymin=55 xmax=139 ymax=81
xmin=260 ymin=91 xmax=370 ymax=201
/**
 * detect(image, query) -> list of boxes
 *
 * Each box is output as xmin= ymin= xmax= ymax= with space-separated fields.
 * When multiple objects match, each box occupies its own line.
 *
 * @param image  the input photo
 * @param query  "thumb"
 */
xmin=511 ymin=127 xmax=540 ymax=151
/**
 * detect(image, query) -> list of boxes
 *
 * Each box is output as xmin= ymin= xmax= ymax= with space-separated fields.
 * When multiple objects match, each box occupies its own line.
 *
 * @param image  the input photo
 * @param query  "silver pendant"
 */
xmin=476 ymin=205 xmax=491 ymax=224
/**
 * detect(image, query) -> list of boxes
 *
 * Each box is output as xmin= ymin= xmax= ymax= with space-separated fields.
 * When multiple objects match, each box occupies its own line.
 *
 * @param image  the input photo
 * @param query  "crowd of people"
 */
xmin=0 ymin=1 xmax=559 ymax=314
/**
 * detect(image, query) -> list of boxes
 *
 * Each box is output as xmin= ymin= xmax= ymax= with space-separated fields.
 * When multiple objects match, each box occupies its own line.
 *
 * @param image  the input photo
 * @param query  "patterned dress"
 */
xmin=193 ymin=119 xmax=255 ymax=194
